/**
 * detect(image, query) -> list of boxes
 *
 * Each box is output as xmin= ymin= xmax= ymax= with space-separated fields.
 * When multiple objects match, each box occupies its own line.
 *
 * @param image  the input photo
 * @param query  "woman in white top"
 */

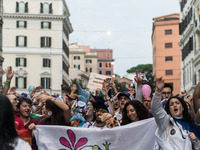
xmin=151 ymin=78 xmax=200 ymax=150
xmin=0 ymin=95 xmax=31 ymax=150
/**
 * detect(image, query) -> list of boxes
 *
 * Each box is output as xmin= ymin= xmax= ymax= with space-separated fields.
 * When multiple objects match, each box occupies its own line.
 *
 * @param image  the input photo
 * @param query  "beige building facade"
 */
xmin=2 ymin=0 xmax=73 ymax=94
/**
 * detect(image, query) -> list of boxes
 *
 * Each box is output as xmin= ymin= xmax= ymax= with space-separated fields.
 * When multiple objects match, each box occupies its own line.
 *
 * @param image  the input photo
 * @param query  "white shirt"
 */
xmin=14 ymin=138 xmax=32 ymax=150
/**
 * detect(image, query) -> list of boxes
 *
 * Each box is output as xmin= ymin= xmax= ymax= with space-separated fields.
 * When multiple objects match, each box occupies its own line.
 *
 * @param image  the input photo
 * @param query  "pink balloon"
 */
xmin=142 ymin=84 xmax=151 ymax=98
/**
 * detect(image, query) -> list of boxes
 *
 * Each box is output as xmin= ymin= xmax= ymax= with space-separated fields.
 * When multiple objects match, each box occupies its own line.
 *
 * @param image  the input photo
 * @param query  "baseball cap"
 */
xmin=117 ymin=92 xmax=132 ymax=100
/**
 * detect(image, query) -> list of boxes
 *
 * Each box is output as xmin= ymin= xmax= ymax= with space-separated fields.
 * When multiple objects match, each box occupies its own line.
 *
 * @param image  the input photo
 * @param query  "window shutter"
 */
xmin=48 ymin=78 xmax=51 ymax=89
xmin=49 ymin=37 xmax=51 ymax=47
xmin=16 ymin=58 xmax=19 ymax=66
xmin=41 ymin=37 xmax=44 ymax=47
xmin=24 ymin=36 xmax=27 ymax=47
xmin=41 ymin=78 xmax=44 ymax=88
xmin=24 ymin=58 xmax=27 ymax=67
xmin=16 ymin=36 xmax=18 ymax=46
xmin=49 ymin=22 xmax=51 ymax=29
xmin=16 ymin=2 xmax=19 ymax=12
xmin=17 ymin=21 xmax=19 ymax=28
xmin=24 ymin=77 xmax=27 ymax=89
xmin=25 ymin=2 xmax=28 ymax=13
xmin=40 ymin=3 xmax=43 ymax=13
xmin=49 ymin=59 xmax=51 ymax=67
xmin=43 ymin=59 xmax=45 ymax=67
xmin=16 ymin=77 xmax=18 ymax=88
xmin=41 ymin=22 xmax=43 ymax=29
xmin=49 ymin=3 xmax=52 ymax=14
xmin=24 ymin=21 xmax=27 ymax=28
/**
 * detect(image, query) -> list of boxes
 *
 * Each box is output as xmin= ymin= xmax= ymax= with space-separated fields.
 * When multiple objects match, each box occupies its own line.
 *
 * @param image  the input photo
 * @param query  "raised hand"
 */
xmin=6 ymin=66 xmax=14 ymax=82
xmin=134 ymin=70 xmax=143 ymax=87
xmin=155 ymin=77 xmax=164 ymax=93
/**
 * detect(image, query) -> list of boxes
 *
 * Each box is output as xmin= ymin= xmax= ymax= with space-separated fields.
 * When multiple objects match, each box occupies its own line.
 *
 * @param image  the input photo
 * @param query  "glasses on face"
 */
xmin=95 ymin=109 xmax=107 ymax=114
xmin=162 ymin=92 xmax=171 ymax=95
xmin=144 ymin=100 xmax=151 ymax=102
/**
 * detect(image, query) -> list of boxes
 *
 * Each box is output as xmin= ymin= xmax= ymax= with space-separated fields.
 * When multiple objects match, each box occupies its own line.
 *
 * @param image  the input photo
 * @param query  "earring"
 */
xmin=48 ymin=111 xmax=52 ymax=116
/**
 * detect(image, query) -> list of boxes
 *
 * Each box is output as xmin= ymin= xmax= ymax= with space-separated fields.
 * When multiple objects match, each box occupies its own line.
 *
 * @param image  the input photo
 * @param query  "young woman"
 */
xmin=151 ymin=78 xmax=200 ymax=150
xmin=121 ymin=100 xmax=148 ymax=125
xmin=0 ymin=95 xmax=31 ymax=150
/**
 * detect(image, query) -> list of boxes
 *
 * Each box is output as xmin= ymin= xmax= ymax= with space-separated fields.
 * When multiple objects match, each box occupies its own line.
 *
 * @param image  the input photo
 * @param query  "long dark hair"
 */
xmin=45 ymin=99 xmax=66 ymax=125
xmin=121 ymin=100 xmax=148 ymax=125
xmin=165 ymin=96 xmax=194 ymax=128
xmin=0 ymin=95 xmax=18 ymax=150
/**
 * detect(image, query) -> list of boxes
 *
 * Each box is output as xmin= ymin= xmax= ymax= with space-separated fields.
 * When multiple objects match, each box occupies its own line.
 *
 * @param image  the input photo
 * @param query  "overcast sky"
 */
xmin=65 ymin=0 xmax=180 ymax=77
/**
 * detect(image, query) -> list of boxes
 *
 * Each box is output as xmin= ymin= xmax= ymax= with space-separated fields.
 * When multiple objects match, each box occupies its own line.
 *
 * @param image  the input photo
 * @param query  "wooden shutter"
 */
xmin=49 ymin=22 xmax=51 ymax=29
xmin=24 ymin=36 xmax=27 ymax=47
xmin=40 ymin=3 xmax=43 ymax=13
xmin=24 ymin=77 xmax=27 ymax=89
xmin=17 ymin=21 xmax=19 ymax=28
xmin=16 ymin=36 xmax=18 ymax=46
xmin=41 ymin=37 xmax=44 ymax=47
xmin=49 ymin=59 xmax=51 ymax=67
xmin=41 ymin=78 xmax=44 ymax=88
xmin=15 ymin=77 xmax=18 ymax=88
xmin=24 ymin=21 xmax=27 ymax=28
xmin=25 ymin=2 xmax=28 ymax=13
xmin=16 ymin=58 xmax=19 ymax=66
xmin=24 ymin=58 xmax=27 ymax=67
xmin=41 ymin=22 xmax=43 ymax=29
xmin=49 ymin=3 xmax=52 ymax=14
xmin=49 ymin=37 xmax=51 ymax=47
xmin=16 ymin=2 xmax=19 ymax=12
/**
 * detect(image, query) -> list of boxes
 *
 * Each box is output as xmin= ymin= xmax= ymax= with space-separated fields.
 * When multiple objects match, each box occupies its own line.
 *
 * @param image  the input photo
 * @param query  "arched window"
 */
xmin=19 ymin=2 xmax=25 ymax=13
xmin=43 ymin=3 xmax=49 ymax=14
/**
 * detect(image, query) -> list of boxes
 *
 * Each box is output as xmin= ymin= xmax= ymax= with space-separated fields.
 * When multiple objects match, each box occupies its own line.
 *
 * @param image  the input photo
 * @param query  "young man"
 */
xmin=161 ymin=83 xmax=173 ymax=107
xmin=114 ymin=92 xmax=132 ymax=123
xmin=82 ymin=101 xmax=109 ymax=128
xmin=17 ymin=97 xmax=40 ymax=129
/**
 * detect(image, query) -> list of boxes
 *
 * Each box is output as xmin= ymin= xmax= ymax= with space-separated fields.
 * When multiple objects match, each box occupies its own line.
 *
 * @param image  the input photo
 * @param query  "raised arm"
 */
xmin=193 ymin=82 xmax=200 ymax=113
xmin=135 ymin=71 xmax=143 ymax=102
xmin=151 ymin=77 xmax=169 ymax=132
xmin=3 ymin=66 xmax=14 ymax=95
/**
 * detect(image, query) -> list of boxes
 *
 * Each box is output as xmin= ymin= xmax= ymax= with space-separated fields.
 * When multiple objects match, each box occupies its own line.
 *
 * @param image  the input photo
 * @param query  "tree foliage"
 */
xmin=127 ymin=64 xmax=155 ymax=94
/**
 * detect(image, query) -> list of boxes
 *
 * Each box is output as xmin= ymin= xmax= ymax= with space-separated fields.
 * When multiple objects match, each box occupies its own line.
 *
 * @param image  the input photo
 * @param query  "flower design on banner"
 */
xmin=60 ymin=129 xmax=88 ymax=150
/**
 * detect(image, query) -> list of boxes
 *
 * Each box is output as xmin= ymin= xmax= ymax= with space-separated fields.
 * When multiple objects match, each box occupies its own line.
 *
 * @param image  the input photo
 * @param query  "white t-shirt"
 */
xmin=14 ymin=138 xmax=32 ymax=150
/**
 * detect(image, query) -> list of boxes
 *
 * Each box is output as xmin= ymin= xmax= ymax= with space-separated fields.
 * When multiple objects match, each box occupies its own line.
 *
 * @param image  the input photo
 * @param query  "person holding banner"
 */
xmin=152 ymin=77 xmax=200 ymax=150
xmin=0 ymin=95 xmax=31 ymax=150
xmin=121 ymin=100 xmax=148 ymax=125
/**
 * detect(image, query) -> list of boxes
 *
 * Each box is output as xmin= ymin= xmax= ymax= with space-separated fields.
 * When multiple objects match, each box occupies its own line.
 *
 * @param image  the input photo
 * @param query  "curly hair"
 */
xmin=121 ymin=100 xmax=148 ymax=125
xmin=165 ymin=96 xmax=194 ymax=128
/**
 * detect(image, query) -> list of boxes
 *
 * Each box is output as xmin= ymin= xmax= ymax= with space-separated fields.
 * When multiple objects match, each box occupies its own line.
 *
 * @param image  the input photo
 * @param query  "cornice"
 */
xmin=3 ymin=13 xmax=66 ymax=20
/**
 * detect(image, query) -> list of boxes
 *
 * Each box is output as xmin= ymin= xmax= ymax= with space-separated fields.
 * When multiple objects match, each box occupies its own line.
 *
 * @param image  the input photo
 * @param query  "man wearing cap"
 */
xmin=114 ymin=92 xmax=132 ymax=123
xmin=82 ymin=100 xmax=110 ymax=128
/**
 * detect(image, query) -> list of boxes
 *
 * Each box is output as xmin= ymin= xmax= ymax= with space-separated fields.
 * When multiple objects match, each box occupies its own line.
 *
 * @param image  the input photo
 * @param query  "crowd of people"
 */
xmin=1 ymin=66 xmax=200 ymax=150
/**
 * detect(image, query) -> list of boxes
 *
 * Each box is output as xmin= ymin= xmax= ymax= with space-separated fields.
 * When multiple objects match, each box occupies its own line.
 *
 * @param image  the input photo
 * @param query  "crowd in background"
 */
xmin=1 ymin=66 xmax=200 ymax=150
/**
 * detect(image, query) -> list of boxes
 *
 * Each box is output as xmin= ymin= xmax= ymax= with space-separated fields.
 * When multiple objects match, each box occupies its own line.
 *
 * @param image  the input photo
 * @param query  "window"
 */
xmin=165 ymin=29 xmax=172 ymax=35
xmin=41 ymin=37 xmax=51 ymax=47
xmin=99 ymin=70 xmax=102 ymax=74
xmin=99 ymin=53 xmax=103 ymax=58
xmin=43 ymin=58 xmax=51 ymax=67
xmin=74 ymin=64 xmax=80 ymax=70
xmin=41 ymin=22 xmax=51 ymax=29
xmin=16 ymin=36 xmax=27 ymax=47
xmin=165 ymin=43 xmax=173 ymax=48
xmin=165 ymin=70 xmax=173 ymax=75
xmin=74 ymin=56 xmax=80 ymax=60
xmin=16 ymin=2 xmax=28 ymax=13
xmin=106 ymin=71 xmax=111 ymax=75
xmin=16 ymin=77 xmax=26 ymax=89
xmin=86 ymin=59 xmax=92 ymax=63
xmin=16 ymin=58 xmax=26 ymax=67
xmin=86 ymin=68 xmax=92 ymax=72
xmin=165 ymin=56 xmax=173 ymax=62
xmin=17 ymin=21 xmax=27 ymax=28
xmin=40 ymin=3 xmax=52 ymax=14
xmin=106 ymin=62 xmax=111 ymax=67
xmin=106 ymin=53 xmax=110 ymax=59
xmin=41 ymin=77 xmax=51 ymax=89
xmin=99 ymin=63 xmax=102 ymax=67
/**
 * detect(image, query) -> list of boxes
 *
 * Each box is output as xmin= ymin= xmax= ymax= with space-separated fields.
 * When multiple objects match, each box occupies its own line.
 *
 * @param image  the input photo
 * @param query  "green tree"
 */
xmin=127 ymin=64 xmax=155 ymax=94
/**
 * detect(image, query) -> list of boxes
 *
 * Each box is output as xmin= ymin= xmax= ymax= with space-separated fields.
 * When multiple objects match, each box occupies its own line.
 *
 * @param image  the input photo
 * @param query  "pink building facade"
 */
xmin=90 ymin=49 xmax=114 ymax=76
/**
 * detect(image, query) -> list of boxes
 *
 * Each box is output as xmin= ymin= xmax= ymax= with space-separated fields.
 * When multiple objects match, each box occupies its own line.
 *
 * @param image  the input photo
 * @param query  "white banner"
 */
xmin=34 ymin=118 xmax=157 ymax=150
xmin=87 ymin=73 xmax=112 ymax=91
